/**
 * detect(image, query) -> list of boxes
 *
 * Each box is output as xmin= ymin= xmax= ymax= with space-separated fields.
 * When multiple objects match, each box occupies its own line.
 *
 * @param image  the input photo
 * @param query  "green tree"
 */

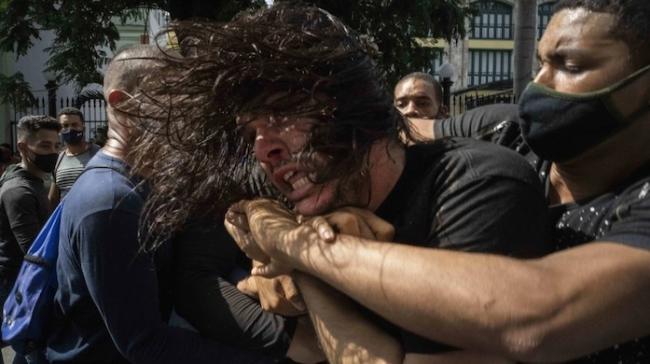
xmin=286 ymin=0 xmax=474 ymax=85
xmin=0 ymin=0 xmax=472 ymax=97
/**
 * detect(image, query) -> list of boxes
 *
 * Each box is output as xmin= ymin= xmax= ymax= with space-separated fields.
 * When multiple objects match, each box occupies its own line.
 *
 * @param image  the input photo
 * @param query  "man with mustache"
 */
xmin=146 ymin=3 xmax=550 ymax=363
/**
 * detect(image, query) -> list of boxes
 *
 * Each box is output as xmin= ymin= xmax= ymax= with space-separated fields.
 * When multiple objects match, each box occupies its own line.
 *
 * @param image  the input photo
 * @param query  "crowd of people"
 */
xmin=0 ymin=0 xmax=648 ymax=363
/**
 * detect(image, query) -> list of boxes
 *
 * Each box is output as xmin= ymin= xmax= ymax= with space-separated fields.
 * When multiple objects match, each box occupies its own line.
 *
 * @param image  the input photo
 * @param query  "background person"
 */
xmin=394 ymin=72 xmax=447 ymax=142
xmin=0 ymin=116 xmax=60 ymax=364
xmin=48 ymin=107 xmax=100 ymax=205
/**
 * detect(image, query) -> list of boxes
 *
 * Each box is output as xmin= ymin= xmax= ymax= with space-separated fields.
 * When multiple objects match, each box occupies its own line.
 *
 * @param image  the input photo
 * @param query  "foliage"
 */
xmin=282 ymin=0 xmax=475 ymax=85
xmin=0 ymin=0 xmax=472 ymax=93
xmin=0 ymin=0 xmax=168 ymax=88
xmin=0 ymin=72 xmax=36 ymax=112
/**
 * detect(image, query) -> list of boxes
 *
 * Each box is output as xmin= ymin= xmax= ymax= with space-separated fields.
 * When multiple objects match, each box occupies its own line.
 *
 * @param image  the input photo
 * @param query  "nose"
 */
xmin=533 ymin=64 xmax=554 ymax=89
xmin=253 ymin=124 xmax=290 ymax=166
xmin=401 ymin=101 xmax=420 ymax=118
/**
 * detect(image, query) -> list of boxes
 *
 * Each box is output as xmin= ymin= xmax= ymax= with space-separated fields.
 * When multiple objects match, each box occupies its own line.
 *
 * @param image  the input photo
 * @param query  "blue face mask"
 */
xmin=61 ymin=128 xmax=84 ymax=145
xmin=518 ymin=64 xmax=650 ymax=162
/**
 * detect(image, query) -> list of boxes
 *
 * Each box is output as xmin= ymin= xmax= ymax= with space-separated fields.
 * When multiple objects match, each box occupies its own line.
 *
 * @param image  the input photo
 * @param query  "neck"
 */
xmin=549 ymin=140 xmax=649 ymax=206
xmin=103 ymin=112 xmax=132 ymax=163
xmin=102 ymin=138 xmax=129 ymax=162
xmin=65 ymin=140 xmax=88 ymax=155
xmin=367 ymin=138 xmax=406 ymax=211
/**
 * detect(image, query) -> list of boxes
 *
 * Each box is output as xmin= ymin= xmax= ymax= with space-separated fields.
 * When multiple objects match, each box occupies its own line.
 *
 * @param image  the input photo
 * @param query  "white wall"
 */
xmin=13 ymin=31 xmax=77 ymax=100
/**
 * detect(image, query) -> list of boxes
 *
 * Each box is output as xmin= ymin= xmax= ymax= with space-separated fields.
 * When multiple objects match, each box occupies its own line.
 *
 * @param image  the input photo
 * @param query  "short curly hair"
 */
xmin=553 ymin=0 xmax=650 ymax=65
xmin=17 ymin=115 xmax=61 ymax=142
xmin=57 ymin=107 xmax=84 ymax=123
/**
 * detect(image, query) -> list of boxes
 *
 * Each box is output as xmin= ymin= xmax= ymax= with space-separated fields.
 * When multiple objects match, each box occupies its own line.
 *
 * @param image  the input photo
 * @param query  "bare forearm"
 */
xmin=275 ymin=235 xmax=650 ymax=361
xmin=295 ymin=272 xmax=403 ymax=364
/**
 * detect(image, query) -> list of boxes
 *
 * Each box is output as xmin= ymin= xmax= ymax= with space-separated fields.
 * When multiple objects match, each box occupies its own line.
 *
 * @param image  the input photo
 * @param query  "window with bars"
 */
xmin=470 ymin=1 xmax=513 ymax=40
xmin=538 ymin=2 xmax=556 ymax=39
xmin=423 ymin=48 xmax=444 ymax=76
xmin=468 ymin=49 xmax=512 ymax=86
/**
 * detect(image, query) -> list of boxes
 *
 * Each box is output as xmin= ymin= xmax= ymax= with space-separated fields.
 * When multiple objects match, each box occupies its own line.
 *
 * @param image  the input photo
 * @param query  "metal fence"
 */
xmin=9 ymin=96 xmax=108 ymax=152
xmin=448 ymin=79 xmax=516 ymax=116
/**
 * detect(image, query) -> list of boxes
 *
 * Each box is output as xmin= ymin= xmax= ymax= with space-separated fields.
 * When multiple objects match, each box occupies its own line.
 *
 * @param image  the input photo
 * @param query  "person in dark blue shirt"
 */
xmin=46 ymin=45 xmax=270 ymax=364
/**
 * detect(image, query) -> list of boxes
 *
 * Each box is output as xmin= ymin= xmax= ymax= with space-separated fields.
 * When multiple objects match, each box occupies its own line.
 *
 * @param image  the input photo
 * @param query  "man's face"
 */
xmin=535 ymin=8 xmax=634 ymax=93
xmin=241 ymin=113 xmax=360 ymax=216
xmin=59 ymin=114 xmax=84 ymax=133
xmin=19 ymin=129 xmax=60 ymax=160
xmin=394 ymin=78 xmax=440 ymax=119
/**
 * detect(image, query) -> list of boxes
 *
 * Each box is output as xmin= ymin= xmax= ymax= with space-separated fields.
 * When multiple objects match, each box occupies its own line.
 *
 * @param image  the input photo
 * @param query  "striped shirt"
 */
xmin=54 ymin=144 xmax=100 ymax=199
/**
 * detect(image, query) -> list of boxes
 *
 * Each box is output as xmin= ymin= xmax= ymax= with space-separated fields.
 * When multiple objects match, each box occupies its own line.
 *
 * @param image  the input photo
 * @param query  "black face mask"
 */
xmin=61 ymin=128 xmax=84 ymax=145
xmin=518 ymin=64 xmax=650 ymax=162
xmin=31 ymin=152 xmax=59 ymax=173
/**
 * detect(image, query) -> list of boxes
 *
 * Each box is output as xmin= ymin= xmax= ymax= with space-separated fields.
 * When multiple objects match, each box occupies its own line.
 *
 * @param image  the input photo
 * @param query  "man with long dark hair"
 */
xmin=230 ymin=0 xmax=650 ymax=362
xmin=138 ymin=3 xmax=551 ymax=362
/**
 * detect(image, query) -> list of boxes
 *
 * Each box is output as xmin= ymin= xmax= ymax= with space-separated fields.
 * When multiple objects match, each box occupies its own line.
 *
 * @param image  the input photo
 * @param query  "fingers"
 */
xmin=339 ymin=207 xmax=395 ymax=241
xmin=308 ymin=216 xmax=336 ymax=242
xmin=252 ymin=260 xmax=293 ymax=278
xmin=236 ymin=276 xmax=259 ymax=298
xmin=226 ymin=201 xmax=250 ymax=231
xmin=224 ymin=214 xmax=270 ymax=263
xmin=279 ymin=275 xmax=306 ymax=312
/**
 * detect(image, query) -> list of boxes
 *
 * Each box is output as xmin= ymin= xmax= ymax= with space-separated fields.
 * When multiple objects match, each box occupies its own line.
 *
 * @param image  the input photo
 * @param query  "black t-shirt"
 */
xmin=436 ymin=104 xmax=650 ymax=363
xmin=375 ymin=138 xmax=552 ymax=353
xmin=172 ymin=219 xmax=297 ymax=359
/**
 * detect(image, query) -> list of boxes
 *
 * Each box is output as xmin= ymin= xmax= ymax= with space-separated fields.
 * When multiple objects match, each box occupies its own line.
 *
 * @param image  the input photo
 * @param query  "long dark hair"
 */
xmin=127 ymin=2 xmax=411 ymax=251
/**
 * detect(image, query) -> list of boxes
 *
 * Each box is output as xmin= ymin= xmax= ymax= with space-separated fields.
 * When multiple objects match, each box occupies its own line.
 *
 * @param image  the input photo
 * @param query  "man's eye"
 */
xmin=564 ymin=63 xmax=583 ymax=74
xmin=237 ymin=125 xmax=256 ymax=143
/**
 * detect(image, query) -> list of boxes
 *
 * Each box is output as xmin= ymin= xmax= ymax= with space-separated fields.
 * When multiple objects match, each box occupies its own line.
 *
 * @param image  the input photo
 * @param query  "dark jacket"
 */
xmin=0 ymin=164 xmax=49 ymax=279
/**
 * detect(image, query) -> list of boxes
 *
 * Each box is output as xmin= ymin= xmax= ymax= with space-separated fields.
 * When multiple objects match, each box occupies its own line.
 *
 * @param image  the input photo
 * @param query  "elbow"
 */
xmin=498 ymin=326 xmax=549 ymax=362
xmin=490 ymin=271 xmax=570 ymax=362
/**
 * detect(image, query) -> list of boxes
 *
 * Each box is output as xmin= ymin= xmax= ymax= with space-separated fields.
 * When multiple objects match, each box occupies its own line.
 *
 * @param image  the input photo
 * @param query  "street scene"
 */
xmin=0 ymin=0 xmax=649 ymax=363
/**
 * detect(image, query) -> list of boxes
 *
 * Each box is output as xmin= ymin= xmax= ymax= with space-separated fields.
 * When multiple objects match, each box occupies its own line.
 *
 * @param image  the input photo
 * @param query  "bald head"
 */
xmin=104 ymin=45 xmax=162 ymax=96
xmin=102 ymin=45 xmax=162 ymax=160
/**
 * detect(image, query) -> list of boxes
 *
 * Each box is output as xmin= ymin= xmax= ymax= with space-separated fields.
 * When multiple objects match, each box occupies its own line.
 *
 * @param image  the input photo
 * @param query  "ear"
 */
xmin=16 ymin=141 xmax=28 ymax=157
xmin=107 ymin=89 xmax=130 ymax=108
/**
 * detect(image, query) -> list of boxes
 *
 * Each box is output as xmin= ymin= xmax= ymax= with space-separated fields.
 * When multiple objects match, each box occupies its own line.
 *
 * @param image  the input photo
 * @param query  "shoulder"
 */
xmin=599 ymin=174 xmax=650 ymax=250
xmin=435 ymin=104 xmax=520 ymax=138
xmin=0 ymin=178 xmax=38 ymax=204
xmin=63 ymin=156 xmax=144 ymax=222
xmin=413 ymin=138 xmax=539 ymax=187
xmin=87 ymin=143 xmax=101 ymax=156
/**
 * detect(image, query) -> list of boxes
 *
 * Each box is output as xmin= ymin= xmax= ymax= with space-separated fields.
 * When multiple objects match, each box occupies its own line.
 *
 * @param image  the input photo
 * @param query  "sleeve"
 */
xmin=432 ymin=175 xmax=551 ymax=257
xmin=402 ymin=174 xmax=551 ymax=354
xmin=173 ymin=222 xmax=297 ymax=358
xmin=75 ymin=208 xmax=269 ymax=364
xmin=3 ymin=186 xmax=43 ymax=253
xmin=598 ymin=186 xmax=650 ymax=251
xmin=435 ymin=104 xmax=521 ymax=140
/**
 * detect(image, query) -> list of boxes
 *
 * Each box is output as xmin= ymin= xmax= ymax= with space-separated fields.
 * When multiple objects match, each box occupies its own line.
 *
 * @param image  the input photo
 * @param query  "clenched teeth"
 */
xmin=292 ymin=176 xmax=311 ymax=190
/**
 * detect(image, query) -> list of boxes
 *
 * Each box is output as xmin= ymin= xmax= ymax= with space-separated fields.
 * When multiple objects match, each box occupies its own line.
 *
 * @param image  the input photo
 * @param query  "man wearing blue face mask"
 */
xmin=232 ymin=0 xmax=650 ymax=362
xmin=49 ymin=107 xmax=99 ymax=205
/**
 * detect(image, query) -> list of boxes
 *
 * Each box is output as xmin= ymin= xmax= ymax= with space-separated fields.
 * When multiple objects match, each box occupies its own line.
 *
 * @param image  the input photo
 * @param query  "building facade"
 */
xmin=0 ymin=9 xmax=169 ymax=145
xmin=417 ymin=0 xmax=557 ymax=91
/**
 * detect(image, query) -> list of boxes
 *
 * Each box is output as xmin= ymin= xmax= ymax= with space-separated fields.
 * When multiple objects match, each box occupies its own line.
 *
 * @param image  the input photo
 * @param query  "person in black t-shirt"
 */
xmin=227 ymin=1 xmax=650 ymax=363
xmin=143 ymin=3 xmax=548 ymax=362
xmin=137 ymin=4 xmax=551 ymax=363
